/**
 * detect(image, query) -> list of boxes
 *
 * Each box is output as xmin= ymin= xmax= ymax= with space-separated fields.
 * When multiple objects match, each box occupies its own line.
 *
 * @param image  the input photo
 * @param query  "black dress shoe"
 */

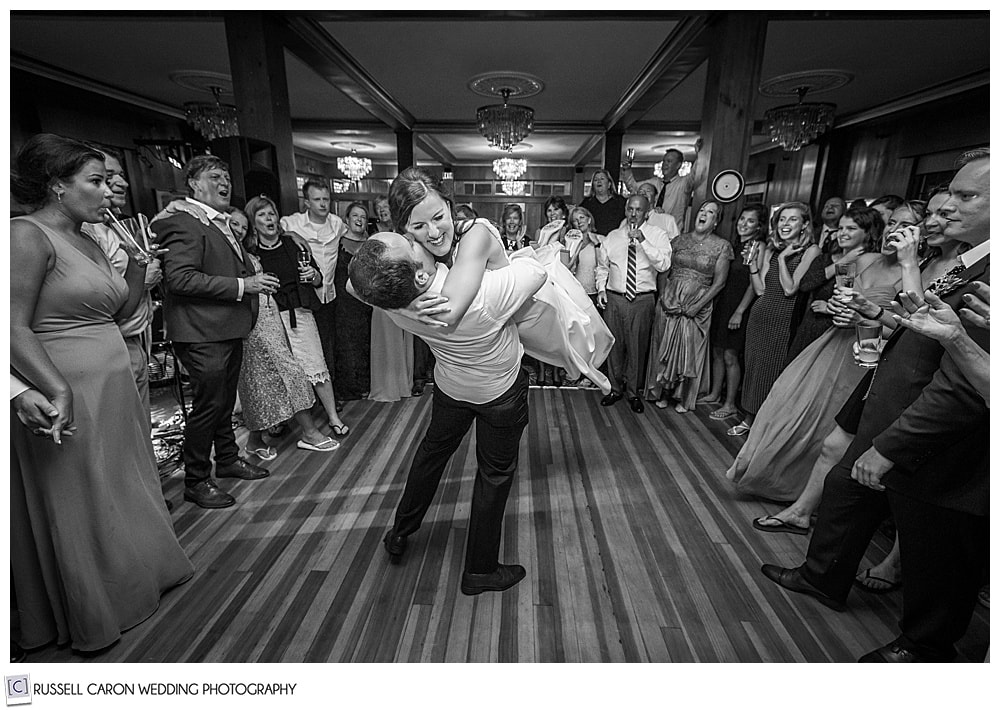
xmin=760 ymin=564 xmax=845 ymax=611
xmin=601 ymin=391 xmax=623 ymax=407
xmin=628 ymin=397 xmax=645 ymax=413
xmin=383 ymin=529 xmax=407 ymax=557
xmin=11 ymin=640 xmax=26 ymax=663
xmin=461 ymin=564 xmax=526 ymax=596
xmin=183 ymin=480 xmax=236 ymax=509
xmin=215 ymin=457 xmax=270 ymax=480
xmin=164 ymin=498 xmax=174 ymax=512
xmin=858 ymin=642 xmax=925 ymax=663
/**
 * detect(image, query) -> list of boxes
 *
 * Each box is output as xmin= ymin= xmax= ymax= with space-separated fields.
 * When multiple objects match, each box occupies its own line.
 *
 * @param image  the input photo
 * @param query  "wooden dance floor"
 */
xmin=32 ymin=387 xmax=989 ymax=662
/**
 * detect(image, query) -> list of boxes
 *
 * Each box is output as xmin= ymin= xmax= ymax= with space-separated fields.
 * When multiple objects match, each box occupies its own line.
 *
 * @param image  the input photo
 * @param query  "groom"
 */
xmin=349 ymin=232 xmax=546 ymax=595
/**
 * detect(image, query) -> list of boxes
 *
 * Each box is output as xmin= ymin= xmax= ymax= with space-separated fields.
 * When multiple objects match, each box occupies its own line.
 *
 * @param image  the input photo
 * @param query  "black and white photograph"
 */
xmin=6 ymin=5 xmax=991 ymax=697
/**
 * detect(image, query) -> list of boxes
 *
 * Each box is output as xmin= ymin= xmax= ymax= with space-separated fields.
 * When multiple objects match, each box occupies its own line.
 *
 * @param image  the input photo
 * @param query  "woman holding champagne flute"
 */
xmin=247 ymin=195 xmax=350 ymax=440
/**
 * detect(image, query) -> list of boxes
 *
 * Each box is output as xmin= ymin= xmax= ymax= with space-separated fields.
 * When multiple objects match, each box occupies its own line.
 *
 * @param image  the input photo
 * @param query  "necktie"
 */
xmin=625 ymin=240 xmax=637 ymax=301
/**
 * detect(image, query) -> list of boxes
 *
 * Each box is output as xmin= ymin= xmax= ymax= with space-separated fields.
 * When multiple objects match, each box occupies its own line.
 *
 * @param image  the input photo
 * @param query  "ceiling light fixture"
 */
xmin=492 ymin=157 xmax=527 ymax=181
xmin=476 ymin=88 xmax=535 ymax=153
xmin=759 ymin=70 xmax=852 ymax=152
xmin=337 ymin=149 xmax=372 ymax=184
xmin=183 ymin=86 xmax=240 ymax=142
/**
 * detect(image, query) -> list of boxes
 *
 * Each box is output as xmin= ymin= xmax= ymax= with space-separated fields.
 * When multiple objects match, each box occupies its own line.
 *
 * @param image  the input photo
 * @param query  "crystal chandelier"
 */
xmin=337 ymin=149 xmax=372 ymax=183
xmin=184 ymin=86 xmax=240 ymax=142
xmin=477 ymin=89 xmax=534 ymax=152
xmin=492 ymin=157 xmax=527 ymax=181
xmin=764 ymin=87 xmax=836 ymax=152
xmin=501 ymin=180 xmax=526 ymax=196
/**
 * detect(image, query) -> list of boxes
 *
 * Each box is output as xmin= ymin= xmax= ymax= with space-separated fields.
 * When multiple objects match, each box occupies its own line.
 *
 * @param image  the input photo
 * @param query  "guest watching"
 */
xmin=702 ymin=204 xmax=766 ymax=421
xmin=334 ymin=201 xmax=373 ymax=401
xmin=579 ymin=168 xmax=626 ymax=237
xmin=730 ymin=202 xmax=817 ymax=436
xmin=247 ymin=195 xmax=350 ymax=439
xmin=815 ymin=196 xmax=846 ymax=254
xmin=10 ymin=133 xmax=193 ymax=653
xmin=157 ymin=155 xmax=274 ymax=509
xmin=536 ymin=195 xmax=570 ymax=247
xmin=279 ymin=180 xmax=347 ymax=384
xmin=645 ymin=199 xmax=732 ymax=412
xmin=596 ymin=194 xmax=673 ymax=413
xmin=372 ymin=194 xmax=393 ymax=235
xmin=621 ymin=140 xmax=704 ymax=231
xmin=500 ymin=203 xmax=529 ymax=251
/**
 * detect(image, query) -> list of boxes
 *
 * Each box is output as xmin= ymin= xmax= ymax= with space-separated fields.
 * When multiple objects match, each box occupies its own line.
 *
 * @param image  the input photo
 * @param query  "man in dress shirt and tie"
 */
xmin=349 ymin=232 xmax=547 ymax=596
xmin=280 ymin=180 xmax=347 ymax=379
xmin=157 ymin=156 xmax=278 ymax=509
xmin=815 ymin=196 xmax=847 ymax=254
xmin=595 ymin=194 xmax=673 ymax=413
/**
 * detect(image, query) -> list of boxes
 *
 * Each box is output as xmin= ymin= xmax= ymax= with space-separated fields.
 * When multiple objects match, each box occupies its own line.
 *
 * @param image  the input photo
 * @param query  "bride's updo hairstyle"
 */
xmin=388 ymin=166 xmax=453 ymax=234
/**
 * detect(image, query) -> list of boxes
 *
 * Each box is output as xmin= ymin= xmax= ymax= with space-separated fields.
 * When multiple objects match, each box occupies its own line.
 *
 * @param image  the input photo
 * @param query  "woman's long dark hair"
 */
xmin=12 ymin=133 xmax=105 ymax=211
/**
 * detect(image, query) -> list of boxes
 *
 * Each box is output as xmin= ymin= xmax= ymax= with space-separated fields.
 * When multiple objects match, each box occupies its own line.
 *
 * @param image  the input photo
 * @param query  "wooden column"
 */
xmin=603 ymin=130 xmax=624 ymax=187
xmin=694 ymin=12 xmax=768 ymax=234
xmin=224 ymin=12 xmax=298 ymax=216
xmin=396 ymin=129 xmax=414 ymax=173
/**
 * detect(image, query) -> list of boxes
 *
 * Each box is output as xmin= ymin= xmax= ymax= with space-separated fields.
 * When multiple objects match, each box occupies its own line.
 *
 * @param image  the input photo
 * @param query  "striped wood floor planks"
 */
xmin=28 ymin=387 xmax=989 ymax=663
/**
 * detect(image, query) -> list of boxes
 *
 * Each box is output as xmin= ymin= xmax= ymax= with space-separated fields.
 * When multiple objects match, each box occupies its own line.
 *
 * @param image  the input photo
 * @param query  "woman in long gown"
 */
xmin=726 ymin=207 xmax=891 ymax=502
xmin=10 ymin=134 xmax=193 ymax=653
xmin=334 ymin=201 xmax=373 ymax=401
xmin=384 ymin=167 xmax=614 ymax=392
xmin=746 ymin=192 xmax=964 ymax=589
xmin=731 ymin=202 xmax=819 ymax=435
xmin=644 ymin=200 xmax=733 ymax=412
xmin=228 ymin=209 xmax=337 ymax=458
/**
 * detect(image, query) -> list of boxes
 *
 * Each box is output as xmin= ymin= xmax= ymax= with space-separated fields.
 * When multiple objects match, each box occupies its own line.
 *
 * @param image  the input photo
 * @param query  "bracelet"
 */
xmin=870 ymin=306 xmax=885 ymax=320
xmin=750 ymin=269 xmax=759 ymax=275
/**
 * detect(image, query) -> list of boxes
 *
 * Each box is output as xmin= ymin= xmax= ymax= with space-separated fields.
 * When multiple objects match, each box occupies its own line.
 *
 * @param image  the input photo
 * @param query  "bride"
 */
xmin=384 ymin=167 xmax=614 ymax=393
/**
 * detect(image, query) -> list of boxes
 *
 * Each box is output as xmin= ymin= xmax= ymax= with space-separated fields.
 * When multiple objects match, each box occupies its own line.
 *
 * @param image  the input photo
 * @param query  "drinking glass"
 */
xmin=742 ymin=240 xmax=759 ymax=266
xmin=855 ymin=319 xmax=882 ymax=368
xmin=297 ymin=251 xmax=312 ymax=283
xmin=835 ymin=262 xmax=857 ymax=289
xmin=108 ymin=213 xmax=155 ymax=266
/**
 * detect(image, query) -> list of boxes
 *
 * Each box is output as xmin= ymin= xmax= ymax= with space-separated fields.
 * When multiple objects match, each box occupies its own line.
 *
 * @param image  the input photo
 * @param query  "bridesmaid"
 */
xmin=10 ymin=134 xmax=193 ymax=653
xmin=334 ymin=201 xmax=373 ymax=401
xmin=702 ymin=204 xmax=766 ymax=420
xmin=730 ymin=202 xmax=818 ymax=435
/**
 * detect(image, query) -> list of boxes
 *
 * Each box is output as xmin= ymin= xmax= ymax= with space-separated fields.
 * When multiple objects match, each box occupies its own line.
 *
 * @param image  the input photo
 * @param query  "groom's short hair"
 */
xmin=349 ymin=239 xmax=421 ymax=309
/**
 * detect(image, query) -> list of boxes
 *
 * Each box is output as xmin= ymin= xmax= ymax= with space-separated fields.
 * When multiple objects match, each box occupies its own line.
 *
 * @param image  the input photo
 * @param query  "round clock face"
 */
xmin=712 ymin=170 xmax=745 ymax=202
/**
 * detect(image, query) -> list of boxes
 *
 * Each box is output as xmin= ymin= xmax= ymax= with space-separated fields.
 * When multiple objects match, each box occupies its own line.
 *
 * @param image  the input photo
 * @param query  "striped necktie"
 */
xmin=625 ymin=240 xmax=637 ymax=301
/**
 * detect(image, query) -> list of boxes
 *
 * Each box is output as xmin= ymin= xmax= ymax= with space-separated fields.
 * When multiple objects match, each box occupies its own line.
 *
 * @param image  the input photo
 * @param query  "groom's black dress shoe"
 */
xmin=383 ymin=529 xmax=407 ymax=558
xmin=183 ymin=480 xmax=236 ymax=509
xmin=216 ymin=458 xmax=270 ymax=480
xmin=628 ymin=397 xmax=645 ymax=413
xmin=461 ymin=564 xmax=526 ymax=596
xmin=858 ymin=642 xmax=926 ymax=663
xmin=600 ymin=391 xmax=623 ymax=407
xmin=760 ymin=564 xmax=845 ymax=611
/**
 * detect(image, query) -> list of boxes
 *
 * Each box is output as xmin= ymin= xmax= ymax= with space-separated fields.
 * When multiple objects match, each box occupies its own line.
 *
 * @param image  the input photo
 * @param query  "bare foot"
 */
xmin=754 ymin=509 xmax=811 ymax=531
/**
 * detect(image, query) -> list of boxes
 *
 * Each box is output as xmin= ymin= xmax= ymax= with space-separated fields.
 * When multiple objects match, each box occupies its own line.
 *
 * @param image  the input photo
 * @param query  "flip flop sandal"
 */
xmin=332 ymin=424 xmax=350 ymax=436
xmin=853 ymin=569 xmax=902 ymax=594
xmin=297 ymin=437 xmax=340 ymax=452
xmin=752 ymin=515 xmax=810 ymax=536
xmin=710 ymin=407 xmax=738 ymax=420
xmin=245 ymin=446 xmax=277 ymax=461
xmin=727 ymin=420 xmax=751 ymax=436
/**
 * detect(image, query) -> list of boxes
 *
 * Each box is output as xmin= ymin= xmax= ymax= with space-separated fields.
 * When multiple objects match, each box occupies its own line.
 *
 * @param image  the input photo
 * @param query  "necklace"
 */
xmin=258 ymin=239 xmax=281 ymax=251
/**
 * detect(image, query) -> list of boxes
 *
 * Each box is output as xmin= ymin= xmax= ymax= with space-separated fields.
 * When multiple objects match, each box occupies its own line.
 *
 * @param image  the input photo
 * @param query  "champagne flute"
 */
xmin=107 ymin=211 xmax=154 ymax=266
xmin=297 ymin=250 xmax=312 ymax=283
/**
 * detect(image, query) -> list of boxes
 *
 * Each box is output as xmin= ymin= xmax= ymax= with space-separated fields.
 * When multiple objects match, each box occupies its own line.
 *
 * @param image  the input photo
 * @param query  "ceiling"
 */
xmin=9 ymin=11 xmax=990 ymax=171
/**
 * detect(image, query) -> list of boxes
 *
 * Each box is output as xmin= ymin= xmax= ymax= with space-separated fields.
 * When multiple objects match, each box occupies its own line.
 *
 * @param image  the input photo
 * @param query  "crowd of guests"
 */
xmin=10 ymin=130 xmax=988 ymax=663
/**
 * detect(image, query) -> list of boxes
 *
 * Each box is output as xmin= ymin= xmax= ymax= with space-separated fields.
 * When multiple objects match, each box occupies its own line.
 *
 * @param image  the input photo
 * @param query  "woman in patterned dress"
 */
xmin=644 ymin=200 xmax=733 ymax=412
xmin=731 ymin=202 xmax=819 ymax=435
xmin=230 ymin=208 xmax=337 ymax=459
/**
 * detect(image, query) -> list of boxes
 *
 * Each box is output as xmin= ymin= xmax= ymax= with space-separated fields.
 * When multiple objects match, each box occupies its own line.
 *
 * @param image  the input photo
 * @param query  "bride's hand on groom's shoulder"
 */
xmin=396 ymin=293 xmax=451 ymax=327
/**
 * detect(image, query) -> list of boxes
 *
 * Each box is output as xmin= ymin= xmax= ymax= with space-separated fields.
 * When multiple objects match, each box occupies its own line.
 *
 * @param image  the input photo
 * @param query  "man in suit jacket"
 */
xmin=157 ymin=156 xmax=279 ymax=509
xmin=760 ymin=150 xmax=990 ymax=662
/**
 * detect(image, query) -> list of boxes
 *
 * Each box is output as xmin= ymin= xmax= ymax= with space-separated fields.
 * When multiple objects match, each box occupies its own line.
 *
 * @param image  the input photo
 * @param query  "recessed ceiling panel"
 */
xmin=11 ymin=16 xmax=230 ymax=110
xmin=321 ymin=19 xmax=677 ymax=124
